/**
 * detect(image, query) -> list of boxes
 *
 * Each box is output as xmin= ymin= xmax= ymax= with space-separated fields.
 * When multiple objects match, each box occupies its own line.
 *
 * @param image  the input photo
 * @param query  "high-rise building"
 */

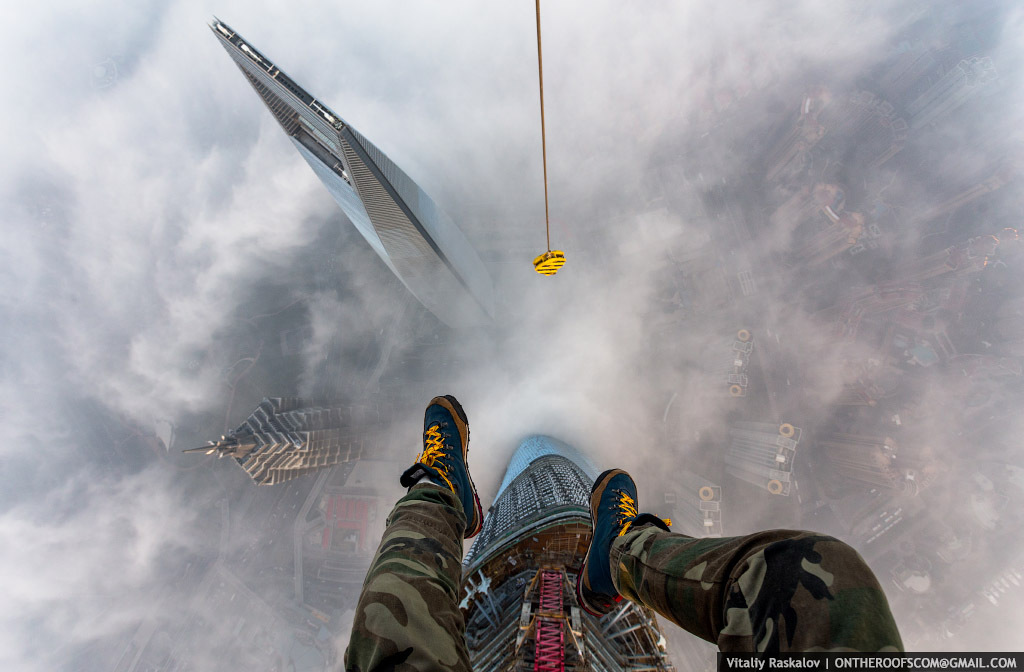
xmin=461 ymin=436 xmax=674 ymax=672
xmin=818 ymin=284 xmax=924 ymax=342
xmin=995 ymin=294 xmax=1024 ymax=355
xmin=210 ymin=19 xmax=494 ymax=328
xmin=662 ymin=471 xmax=723 ymax=537
xmin=294 ymin=460 xmax=399 ymax=613
xmin=838 ymin=489 xmax=919 ymax=560
xmin=769 ymin=183 xmax=845 ymax=234
xmin=763 ymin=90 xmax=828 ymax=183
xmin=791 ymin=211 xmax=865 ymax=267
xmin=890 ymin=234 xmax=999 ymax=285
xmin=189 ymin=397 xmax=367 ymax=485
xmin=725 ymin=421 xmax=802 ymax=496
xmin=816 ymin=90 xmax=908 ymax=169
xmin=906 ymin=57 xmax=997 ymax=129
xmin=815 ymin=433 xmax=915 ymax=495
xmin=876 ymin=44 xmax=939 ymax=105
xmin=917 ymin=160 xmax=1016 ymax=224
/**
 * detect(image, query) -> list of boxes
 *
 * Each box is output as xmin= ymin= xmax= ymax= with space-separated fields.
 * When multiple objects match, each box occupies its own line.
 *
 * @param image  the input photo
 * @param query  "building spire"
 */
xmin=183 ymin=434 xmax=258 ymax=459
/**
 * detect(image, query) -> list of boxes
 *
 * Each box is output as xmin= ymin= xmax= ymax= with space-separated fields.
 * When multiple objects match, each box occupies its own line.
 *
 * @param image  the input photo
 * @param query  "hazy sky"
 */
xmin=2 ymin=1 xmax=1023 ymax=669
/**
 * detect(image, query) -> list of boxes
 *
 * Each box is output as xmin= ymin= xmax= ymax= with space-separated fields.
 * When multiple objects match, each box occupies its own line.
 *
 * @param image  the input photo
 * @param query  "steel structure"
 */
xmin=533 ymin=570 xmax=567 ymax=672
xmin=209 ymin=19 xmax=495 ymax=328
xmin=462 ymin=436 xmax=673 ymax=672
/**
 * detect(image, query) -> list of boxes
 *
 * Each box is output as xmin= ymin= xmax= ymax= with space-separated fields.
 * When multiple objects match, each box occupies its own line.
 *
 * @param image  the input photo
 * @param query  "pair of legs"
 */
xmin=344 ymin=398 xmax=903 ymax=671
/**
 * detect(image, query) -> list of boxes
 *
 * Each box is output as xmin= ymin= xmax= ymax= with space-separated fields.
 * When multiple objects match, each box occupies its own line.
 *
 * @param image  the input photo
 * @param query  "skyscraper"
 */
xmin=769 ymin=183 xmax=845 ymax=234
xmin=791 ymin=211 xmax=864 ymax=267
xmin=210 ymin=19 xmax=494 ymax=328
xmin=726 ymin=421 xmax=802 ymax=496
xmin=294 ymin=460 xmax=397 ymax=613
xmin=890 ymin=234 xmax=999 ymax=285
xmin=906 ymin=57 xmax=997 ymax=129
xmin=821 ymin=284 xmax=924 ymax=341
xmin=762 ymin=90 xmax=828 ymax=183
xmin=189 ymin=397 xmax=367 ymax=485
xmin=461 ymin=436 xmax=674 ymax=671
xmin=815 ymin=433 xmax=915 ymax=495
xmin=917 ymin=160 xmax=1016 ymax=224
xmin=876 ymin=44 xmax=939 ymax=105
xmin=816 ymin=90 xmax=907 ymax=169
xmin=662 ymin=471 xmax=723 ymax=538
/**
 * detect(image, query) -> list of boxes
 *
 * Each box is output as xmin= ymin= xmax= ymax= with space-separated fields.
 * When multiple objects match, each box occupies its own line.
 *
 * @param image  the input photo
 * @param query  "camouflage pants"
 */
xmin=345 ymin=486 xmax=902 ymax=671
xmin=345 ymin=484 xmax=471 ymax=672
xmin=612 ymin=525 xmax=904 ymax=652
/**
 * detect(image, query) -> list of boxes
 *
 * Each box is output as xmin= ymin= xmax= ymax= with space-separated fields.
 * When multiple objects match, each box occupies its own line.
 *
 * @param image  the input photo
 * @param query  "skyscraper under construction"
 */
xmin=460 ymin=436 xmax=674 ymax=671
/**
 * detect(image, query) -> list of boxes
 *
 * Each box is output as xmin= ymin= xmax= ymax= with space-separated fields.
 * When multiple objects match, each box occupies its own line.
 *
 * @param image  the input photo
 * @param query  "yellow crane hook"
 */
xmin=531 ymin=0 xmax=566 ymax=276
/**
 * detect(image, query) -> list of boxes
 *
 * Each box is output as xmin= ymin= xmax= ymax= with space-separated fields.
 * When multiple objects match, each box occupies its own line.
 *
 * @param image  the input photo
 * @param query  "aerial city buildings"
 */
xmin=725 ymin=421 xmax=802 ymax=496
xmin=209 ymin=19 xmax=494 ymax=328
xmin=188 ymin=397 xmax=367 ymax=485
xmin=662 ymin=471 xmax=723 ymax=538
xmin=461 ymin=436 xmax=674 ymax=671
xmin=905 ymin=57 xmax=997 ymax=130
xmin=166 ymin=11 xmax=1024 ymax=665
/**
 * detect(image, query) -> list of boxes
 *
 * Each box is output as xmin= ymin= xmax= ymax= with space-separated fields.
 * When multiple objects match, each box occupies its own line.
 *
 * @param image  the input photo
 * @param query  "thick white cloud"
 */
xmin=1 ymin=0 xmax=1022 ymax=668
xmin=0 ymin=466 xmax=201 ymax=669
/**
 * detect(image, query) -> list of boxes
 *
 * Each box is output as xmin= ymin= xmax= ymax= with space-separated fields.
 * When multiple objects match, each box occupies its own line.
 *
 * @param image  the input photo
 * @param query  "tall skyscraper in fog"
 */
xmin=726 ymin=421 xmax=802 ymax=496
xmin=762 ymin=90 xmax=827 ymax=182
xmin=906 ymin=57 xmax=997 ymax=129
xmin=461 ymin=436 xmax=673 ymax=671
xmin=816 ymin=90 xmax=907 ymax=169
xmin=190 ymin=397 xmax=366 ymax=485
xmin=816 ymin=433 xmax=916 ymax=495
xmin=663 ymin=470 xmax=723 ymax=537
xmin=210 ymin=19 xmax=494 ymax=328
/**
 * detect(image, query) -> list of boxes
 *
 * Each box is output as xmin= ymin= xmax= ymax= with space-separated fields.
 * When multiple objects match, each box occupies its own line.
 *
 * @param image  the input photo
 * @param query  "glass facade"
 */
xmin=494 ymin=435 xmax=600 ymax=499
xmin=210 ymin=19 xmax=494 ymax=328
xmin=462 ymin=435 xmax=674 ymax=671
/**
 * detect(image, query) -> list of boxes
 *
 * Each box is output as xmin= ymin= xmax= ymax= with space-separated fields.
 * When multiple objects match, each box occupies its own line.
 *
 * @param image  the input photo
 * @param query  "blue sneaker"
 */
xmin=576 ymin=469 xmax=671 ymax=615
xmin=400 ymin=395 xmax=484 ymax=538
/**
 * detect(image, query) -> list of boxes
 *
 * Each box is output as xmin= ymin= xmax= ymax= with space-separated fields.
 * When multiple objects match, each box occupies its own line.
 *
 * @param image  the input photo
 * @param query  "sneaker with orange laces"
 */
xmin=399 ymin=395 xmax=484 ymax=538
xmin=576 ymin=468 xmax=671 ymax=615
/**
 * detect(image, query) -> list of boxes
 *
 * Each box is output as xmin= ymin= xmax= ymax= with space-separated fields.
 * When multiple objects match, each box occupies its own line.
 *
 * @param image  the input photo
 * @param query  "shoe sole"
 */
xmin=576 ymin=468 xmax=629 ymax=616
xmin=428 ymin=395 xmax=484 ymax=539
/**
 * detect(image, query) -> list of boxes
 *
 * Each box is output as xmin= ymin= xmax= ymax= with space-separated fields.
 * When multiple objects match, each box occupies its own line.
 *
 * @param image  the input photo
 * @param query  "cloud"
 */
xmin=1 ymin=0 xmax=1023 ymax=667
xmin=0 ymin=465 xmax=202 ymax=670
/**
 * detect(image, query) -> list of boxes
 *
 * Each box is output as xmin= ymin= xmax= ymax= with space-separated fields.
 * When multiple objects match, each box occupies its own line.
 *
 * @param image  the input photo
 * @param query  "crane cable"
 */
xmin=535 ymin=0 xmax=550 ymax=252
xmin=531 ymin=0 xmax=566 ymax=276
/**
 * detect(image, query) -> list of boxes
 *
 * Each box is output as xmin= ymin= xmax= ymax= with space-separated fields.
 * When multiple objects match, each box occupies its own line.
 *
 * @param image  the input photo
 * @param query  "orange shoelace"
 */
xmin=416 ymin=424 xmax=455 ymax=493
xmin=616 ymin=491 xmax=671 ymax=537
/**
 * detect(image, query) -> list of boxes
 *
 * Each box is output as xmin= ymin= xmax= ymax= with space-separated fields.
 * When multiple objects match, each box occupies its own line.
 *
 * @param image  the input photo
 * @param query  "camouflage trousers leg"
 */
xmin=344 ymin=484 xmax=471 ymax=672
xmin=610 ymin=526 xmax=903 ymax=652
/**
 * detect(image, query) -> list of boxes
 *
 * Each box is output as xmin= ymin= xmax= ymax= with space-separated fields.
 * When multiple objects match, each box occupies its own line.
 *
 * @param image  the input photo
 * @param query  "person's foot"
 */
xmin=400 ymin=395 xmax=484 ymax=538
xmin=576 ymin=469 xmax=670 ymax=615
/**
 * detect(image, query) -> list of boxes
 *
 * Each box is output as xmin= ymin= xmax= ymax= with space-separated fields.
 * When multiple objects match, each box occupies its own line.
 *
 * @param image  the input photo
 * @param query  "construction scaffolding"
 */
xmin=463 ymin=439 xmax=675 ymax=672
xmin=501 ymin=567 xmax=672 ymax=672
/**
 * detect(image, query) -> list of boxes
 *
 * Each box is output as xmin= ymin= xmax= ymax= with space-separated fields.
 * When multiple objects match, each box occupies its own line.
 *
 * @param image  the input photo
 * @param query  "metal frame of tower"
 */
xmin=526 ymin=569 xmax=568 ymax=672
